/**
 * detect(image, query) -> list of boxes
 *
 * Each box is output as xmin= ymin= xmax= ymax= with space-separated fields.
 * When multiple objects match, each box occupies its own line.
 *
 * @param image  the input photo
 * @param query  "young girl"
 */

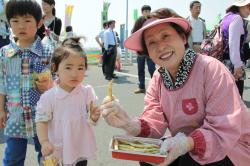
xmin=35 ymin=37 xmax=101 ymax=166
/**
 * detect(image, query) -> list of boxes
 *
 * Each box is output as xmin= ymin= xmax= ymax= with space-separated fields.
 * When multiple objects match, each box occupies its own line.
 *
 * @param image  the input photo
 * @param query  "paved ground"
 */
xmin=0 ymin=61 xmax=250 ymax=166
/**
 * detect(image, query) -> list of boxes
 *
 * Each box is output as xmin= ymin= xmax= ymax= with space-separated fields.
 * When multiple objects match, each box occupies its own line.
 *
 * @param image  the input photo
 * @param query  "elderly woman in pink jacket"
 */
xmin=101 ymin=7 xmax=250 ymax=166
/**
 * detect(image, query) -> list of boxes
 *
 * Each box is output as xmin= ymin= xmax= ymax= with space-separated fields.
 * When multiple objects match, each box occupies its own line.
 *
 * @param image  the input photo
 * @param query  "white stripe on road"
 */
xmin=114 ymin=71 xmax=151 ymax=80
xmin=94 ymin=71 xmax=150 ymax=88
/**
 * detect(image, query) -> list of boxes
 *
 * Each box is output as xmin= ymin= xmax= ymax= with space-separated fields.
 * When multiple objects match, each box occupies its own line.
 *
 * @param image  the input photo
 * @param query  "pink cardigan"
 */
xmin=139 ymin=54 xmax=250 ymax=165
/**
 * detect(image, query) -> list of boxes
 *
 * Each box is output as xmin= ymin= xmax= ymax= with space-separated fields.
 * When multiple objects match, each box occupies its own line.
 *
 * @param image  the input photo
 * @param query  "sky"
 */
xmin=38 ymin=0 xmax=234 ymax=48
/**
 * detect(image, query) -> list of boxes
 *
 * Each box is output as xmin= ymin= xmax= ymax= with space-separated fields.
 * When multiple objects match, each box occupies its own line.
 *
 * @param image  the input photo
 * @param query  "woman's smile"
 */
xmin=159 ymin=51 xmax=174 ymax=61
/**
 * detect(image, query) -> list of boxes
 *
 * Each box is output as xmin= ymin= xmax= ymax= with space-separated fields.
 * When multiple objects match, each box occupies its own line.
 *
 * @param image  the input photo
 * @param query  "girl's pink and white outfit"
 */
xmin=36 ymin=84 xmax=97 ymax=165
xmin=138 ymin=49 xmax=250 ymax=165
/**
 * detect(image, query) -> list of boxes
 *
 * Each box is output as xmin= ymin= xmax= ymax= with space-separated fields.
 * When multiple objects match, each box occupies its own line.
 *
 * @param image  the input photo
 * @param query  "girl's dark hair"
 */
xmin=51 ymin=37 xmax=88 ymax=74
xmin=6 ymin=0 xmax=42 ymax=24
xmin=42 ymin=0 xmax=56 ymax=16
xmin=226 ymin=5 xmax=239 ymax=13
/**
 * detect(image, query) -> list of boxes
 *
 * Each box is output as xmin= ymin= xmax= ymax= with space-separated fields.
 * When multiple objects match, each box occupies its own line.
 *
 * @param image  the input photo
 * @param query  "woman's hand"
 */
xmin=234 ymin=67 xmax=244 ymax=80
xmin=101 ymin=99 xmax=131 ymax=129
xmin=41 ymin=140 xmax=54 ymax=157
xmin=157 ymin=133 xmax=194 ymax=166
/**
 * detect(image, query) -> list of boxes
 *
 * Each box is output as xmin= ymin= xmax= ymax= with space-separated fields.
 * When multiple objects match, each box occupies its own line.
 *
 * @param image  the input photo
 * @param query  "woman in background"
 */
xmin=37 ymin=0 xmax=62 ymax=42
xmin=221 ymin=0 xmax=250 ymax=97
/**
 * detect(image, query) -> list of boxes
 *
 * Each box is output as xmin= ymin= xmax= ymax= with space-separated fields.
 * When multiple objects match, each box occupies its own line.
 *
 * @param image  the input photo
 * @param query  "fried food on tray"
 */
xmin=114 ymin=139 xmax=160 ymax=154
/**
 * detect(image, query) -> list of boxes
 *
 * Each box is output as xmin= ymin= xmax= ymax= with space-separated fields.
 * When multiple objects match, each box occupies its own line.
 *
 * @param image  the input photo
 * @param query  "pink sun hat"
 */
xmin=124 ymin=17 xmax=191 ymax=52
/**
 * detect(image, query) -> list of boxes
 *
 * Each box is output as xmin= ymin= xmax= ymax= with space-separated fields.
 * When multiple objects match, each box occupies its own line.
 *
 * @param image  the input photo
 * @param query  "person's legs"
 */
xmin=146 ymin=56 xmax=156 ymax=78
xmin=76 ymin=160 xmax=88 ymax=166
xmin=102 ymin=51 xmax=109 ymax=78
xmin=33 ymin=135 xmax=42 ymax=164
xmin=104 ymin=46 xmax=117 ymax=80
xmin=3 ymin=137 xmax=28 ymax=166
xmin=135 ymin=55 xmax=146 ymax=93
xmin=235 ymin=80 xmax=244 ymax=97
xmin=110 ymin=47 xmax=117 ymax=78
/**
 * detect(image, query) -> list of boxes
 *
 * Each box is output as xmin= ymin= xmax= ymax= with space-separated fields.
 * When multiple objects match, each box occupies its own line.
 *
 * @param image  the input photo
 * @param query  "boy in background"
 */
xmin=131 ymin=5 xmax=156 ymax=94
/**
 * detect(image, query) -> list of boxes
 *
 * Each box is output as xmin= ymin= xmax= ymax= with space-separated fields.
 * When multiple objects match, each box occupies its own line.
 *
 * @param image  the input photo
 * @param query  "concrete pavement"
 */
xmin=0 ymin=62 xmax=250 ymax=166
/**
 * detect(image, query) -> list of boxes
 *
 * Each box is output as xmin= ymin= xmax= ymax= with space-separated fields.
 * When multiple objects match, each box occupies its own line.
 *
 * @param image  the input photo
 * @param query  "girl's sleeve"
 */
xmin=189 ymin=59 xmax=242 ymax=164
xmin=35 ymin=91 xmax=53 ymax=122
xmin=138 ymin=73 xmax=168 ymax=138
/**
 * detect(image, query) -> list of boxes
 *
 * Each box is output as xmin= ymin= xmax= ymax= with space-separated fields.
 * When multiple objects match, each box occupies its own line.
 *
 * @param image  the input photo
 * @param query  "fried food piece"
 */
xmin=36 ymin=70 xmax=51 ymax=81
xmin=43 ymin=156 xmax=59 ymax=166
xmin=103 ymin=80 xmax=115 ymax=103
xmin=33 ymin=70 xmax=51 ymax=86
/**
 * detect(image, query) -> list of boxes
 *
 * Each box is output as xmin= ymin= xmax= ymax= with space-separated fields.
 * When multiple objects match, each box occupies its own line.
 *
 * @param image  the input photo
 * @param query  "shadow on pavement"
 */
xmin=244 ymin=100 xmax=250 ymax=108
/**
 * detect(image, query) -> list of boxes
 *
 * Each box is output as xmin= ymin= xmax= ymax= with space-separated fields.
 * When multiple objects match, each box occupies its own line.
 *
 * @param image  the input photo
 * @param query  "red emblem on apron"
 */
xmin=182 ymin=98 xmax=198 ymax=115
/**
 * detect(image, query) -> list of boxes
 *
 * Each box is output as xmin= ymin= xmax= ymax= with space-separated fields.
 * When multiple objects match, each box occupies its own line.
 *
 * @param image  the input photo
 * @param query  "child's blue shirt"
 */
xmin=0 ymin=37 xmax=53 ymax=138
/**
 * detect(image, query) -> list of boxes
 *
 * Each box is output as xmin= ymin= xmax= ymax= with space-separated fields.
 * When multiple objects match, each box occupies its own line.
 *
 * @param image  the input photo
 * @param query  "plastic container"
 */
xmin=109 ymin=135 xmax=167 ymax=164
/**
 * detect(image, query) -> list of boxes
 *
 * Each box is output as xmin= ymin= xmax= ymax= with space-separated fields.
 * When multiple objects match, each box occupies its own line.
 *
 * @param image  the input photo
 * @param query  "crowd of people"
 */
xmin=0 ymin=0 xmax=249 ymax=166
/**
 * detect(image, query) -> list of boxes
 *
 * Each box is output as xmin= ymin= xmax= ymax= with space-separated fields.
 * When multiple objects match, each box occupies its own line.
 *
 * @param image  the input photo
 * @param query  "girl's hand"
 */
xmin=41 ymin=141 xmax=54 ymax=157
xmin=0 ymin=111 xmax=7 ymax=129
xmin=89 ymin=101 xmax=101 ymax=122
xmin=157 ymin=133 xmax=194 ymax=166
xmin=101 ymin=99 xmax=131 ymax=129
xmin=36 ymin=76 xmax=53 ymax=93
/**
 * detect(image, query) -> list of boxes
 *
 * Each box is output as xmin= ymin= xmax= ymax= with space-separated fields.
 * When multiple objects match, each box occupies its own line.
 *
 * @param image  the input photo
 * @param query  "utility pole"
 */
xmin=125 ymin=0 xmax=129 ymax=63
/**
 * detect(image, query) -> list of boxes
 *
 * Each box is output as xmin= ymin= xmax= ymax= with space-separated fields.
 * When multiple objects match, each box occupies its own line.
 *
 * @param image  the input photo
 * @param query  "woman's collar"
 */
xmin=158 ymin=49 xmax=197 ymax=90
